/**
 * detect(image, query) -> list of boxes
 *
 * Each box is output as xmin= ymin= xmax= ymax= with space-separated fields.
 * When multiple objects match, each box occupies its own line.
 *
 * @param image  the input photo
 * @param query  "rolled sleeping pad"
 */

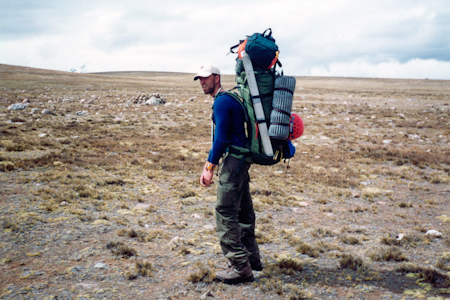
xmin=269 ymin=76 xmax=296 ymax=140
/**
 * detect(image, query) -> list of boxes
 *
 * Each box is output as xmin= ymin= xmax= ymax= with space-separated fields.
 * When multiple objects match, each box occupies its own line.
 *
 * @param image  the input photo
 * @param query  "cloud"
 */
xmin=308 ymin=58 xmax=450 ymax=80
xmin=1 ymin=0 xmax=450 ymax=79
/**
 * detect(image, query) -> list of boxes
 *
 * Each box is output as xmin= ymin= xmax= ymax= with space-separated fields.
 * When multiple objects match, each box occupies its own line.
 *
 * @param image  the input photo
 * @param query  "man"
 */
xmin=195 ymin=65 xmax=263 ymax=284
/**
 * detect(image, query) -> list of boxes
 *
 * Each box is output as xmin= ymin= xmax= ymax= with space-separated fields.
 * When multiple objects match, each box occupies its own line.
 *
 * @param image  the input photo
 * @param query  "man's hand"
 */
xmin=200 ymin=162 xmax=216 ymax=187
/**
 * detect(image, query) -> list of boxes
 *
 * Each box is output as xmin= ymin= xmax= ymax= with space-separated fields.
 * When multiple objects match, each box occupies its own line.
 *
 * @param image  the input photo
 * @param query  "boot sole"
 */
xmin=251 ymin=265 xmax=263 ymax=271
xmin=219 ymin=274 xmax=255 ymax=285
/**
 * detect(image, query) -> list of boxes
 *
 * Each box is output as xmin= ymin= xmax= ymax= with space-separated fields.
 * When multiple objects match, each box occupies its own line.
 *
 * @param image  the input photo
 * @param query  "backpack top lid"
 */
xmin=289 ymin=113 xmax=304 ymax=140
xmin=232 ymin=28 xmax=279 ymax=70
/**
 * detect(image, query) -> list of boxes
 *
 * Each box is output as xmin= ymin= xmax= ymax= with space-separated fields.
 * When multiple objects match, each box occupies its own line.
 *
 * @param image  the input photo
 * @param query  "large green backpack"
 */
xmin=233 ymin=63 xmax=285 ymax=166
xmin=221 ymin=29 xmax=296 ymax=166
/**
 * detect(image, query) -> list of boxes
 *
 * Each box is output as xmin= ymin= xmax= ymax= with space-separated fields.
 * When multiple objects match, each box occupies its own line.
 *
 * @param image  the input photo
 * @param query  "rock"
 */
xmin=131 ymin=93 xmax=166 ymax=105
xmin=38 ymin=133 xmax=47 ymax=138
xmin=146 ymin=96 xmax=165 ymax=106
xmin=42 ymin=109 xmax=57 ymax=116
xmin=298 ymin=201 xmax=310 ymax=207
xmin=22 ymin=98 xmax=29 ymax=103
xmin=425 ymin=230 xmax=442 ymax=237
xmin=169 ymin=236 xmax=184 ymax=246
xmin=31 ymin=108 xmax=39 ymax=114
xmin=94 ymin=262 xmax=108 ymax=269
xmin=200 ymin=290 xmax=214 ymax=299
xmin=168 ymin=236 xmax=185 ymax=250
xmin=396 ymin=233 xmax=405 ymax=241
xmin=76 ymin=111 xmax=88 ymax=116
xmin=8 ymin=103 xmax=26 ymax=111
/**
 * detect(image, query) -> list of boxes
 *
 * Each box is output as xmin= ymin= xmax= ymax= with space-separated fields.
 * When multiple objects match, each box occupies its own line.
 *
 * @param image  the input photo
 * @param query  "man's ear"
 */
xmin=214 ymin=75 xmax=221 ymax=85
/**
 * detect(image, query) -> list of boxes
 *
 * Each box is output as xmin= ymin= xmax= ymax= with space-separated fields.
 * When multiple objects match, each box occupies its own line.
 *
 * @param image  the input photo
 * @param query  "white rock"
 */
xmin=425 ymin=230 xmax=442 ymax=237
xmin=168 ymin=236 xmax=185 ymax=249
xmin=191 ymin=213 xmax=201 ymax=219
xmin=8 ymin=103 xmax=26 ymax=111
xmin=397 ymin=233 xmax=405 ymax=241
xmin=42 ymin=109 xmax=57 ymax=116
xmin=94 ymin=263 xmax=108 ymax=269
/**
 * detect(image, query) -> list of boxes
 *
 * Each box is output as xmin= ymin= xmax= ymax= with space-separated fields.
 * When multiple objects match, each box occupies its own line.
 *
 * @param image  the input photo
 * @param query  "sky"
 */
xmin=1 ymin=0 xmax=450 ymax=79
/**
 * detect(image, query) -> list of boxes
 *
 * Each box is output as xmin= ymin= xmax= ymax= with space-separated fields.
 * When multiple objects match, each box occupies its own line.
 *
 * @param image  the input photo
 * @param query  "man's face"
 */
xmin=199 ymin=75 xmax=216 ymax=95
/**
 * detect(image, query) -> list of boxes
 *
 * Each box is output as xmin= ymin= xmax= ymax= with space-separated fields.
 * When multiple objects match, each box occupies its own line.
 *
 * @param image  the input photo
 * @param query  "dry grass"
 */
xmin=1 ymin=64 xmax=450 ymax=299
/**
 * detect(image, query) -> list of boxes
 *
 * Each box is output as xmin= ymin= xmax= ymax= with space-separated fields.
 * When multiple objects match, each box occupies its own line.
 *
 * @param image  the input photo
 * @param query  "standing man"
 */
xmin=195 ymin=65 xmax=263 ymax=284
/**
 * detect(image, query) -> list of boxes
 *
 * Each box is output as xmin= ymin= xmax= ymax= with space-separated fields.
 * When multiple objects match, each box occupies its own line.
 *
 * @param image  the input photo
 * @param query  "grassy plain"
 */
xmin=1 ymin=64 xmax=450 ymax=299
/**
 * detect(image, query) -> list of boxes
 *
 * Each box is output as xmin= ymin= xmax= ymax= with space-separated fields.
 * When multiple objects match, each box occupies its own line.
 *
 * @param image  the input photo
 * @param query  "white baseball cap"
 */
xmin=194 ymin=65 xmax=220 ymax=80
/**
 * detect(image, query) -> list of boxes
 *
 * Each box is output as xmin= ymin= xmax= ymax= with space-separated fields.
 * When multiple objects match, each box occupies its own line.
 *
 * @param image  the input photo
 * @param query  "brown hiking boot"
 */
xmin=250 ymin=260 xmax=264 ymax=271
xmin=215 ymin=262 xmax=254 ymax=284
xmin=227 ymin=260 xmax=263 ymax=271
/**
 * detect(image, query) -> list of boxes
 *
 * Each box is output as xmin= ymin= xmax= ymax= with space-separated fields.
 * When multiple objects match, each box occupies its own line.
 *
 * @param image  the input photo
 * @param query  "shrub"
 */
xmin=339 ymin=253 xmax=365 ymax=270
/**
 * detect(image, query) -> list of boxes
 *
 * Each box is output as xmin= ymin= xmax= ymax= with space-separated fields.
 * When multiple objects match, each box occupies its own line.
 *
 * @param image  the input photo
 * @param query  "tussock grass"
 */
xmin=0 ymin=161 xmax=15 ymax=172
xmin=106 ymin=241 xmax=137 ymax=258
xmin=380 ymin=233 xmax=424 ymax=248
xmin=187 ymin=261 xmax=215 ymax=283
xmin=311 ymin=227 xmax=335 ymax=238
xmin=275 ymin=255 xmax=305 ymax=272
xmin=289 ymin=237 xmax=324 ymax=258
xmin=369 ymin=246 xmax=408 ymax=262
xmin=396 ymin=263 xmax=450 ymax=288
xmin=255 ymin=229 xmax=272 ymax=244
xmin=126 ymin=261 xmax=155 ymax=280
xmin=1 ymin=218 xmax=19 ymax=232
xmin=339 ymin=253 xmax=365 ymax=270
xmin=395 ymin=262 xmax=423 ymax=274
xmin=117 ymin=228 xmax=166 ymax=242
xmin=436 ymin=253 xmax=450 ymax=271
xmin=340 ymin=235 xmax=361 ymax=245
xmin=356 ymin=145 xmax=450 ymax=168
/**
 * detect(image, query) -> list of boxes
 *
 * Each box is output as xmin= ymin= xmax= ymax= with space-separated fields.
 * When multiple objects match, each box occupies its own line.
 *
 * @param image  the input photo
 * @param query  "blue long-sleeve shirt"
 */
xmin=207 ymin=93 xmax=247 ymax=165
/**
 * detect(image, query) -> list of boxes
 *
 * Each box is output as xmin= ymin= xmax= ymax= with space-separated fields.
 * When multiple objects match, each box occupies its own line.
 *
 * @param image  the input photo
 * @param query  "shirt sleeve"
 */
xmin=207 ymin=96 xmax=232 ymax=164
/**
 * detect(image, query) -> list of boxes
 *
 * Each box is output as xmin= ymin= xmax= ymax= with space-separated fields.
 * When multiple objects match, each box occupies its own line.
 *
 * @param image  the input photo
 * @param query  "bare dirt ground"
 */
xmin=1 ymin=63 xmax=450 ymax=299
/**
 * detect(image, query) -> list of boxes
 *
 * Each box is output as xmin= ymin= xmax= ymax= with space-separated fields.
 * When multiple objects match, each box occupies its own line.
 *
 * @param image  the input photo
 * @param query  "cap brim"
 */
xmin=194 ymin=71 xmax=213 ymax=81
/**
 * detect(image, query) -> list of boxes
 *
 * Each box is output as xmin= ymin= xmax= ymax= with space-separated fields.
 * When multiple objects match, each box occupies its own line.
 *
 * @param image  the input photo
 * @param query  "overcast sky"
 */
xmin=1 ymin=0 xmax=450 ymax=79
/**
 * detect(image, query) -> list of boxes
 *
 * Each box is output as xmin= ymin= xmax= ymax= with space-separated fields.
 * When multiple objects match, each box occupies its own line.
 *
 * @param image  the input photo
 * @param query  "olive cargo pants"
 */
xmin=215 ymin=155 xmax=261 ymax=269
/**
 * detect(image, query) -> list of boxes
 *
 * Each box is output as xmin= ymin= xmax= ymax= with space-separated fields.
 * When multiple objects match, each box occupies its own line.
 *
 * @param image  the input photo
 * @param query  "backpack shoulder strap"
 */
xmin=216 ymin=91 xmax=248 ymax=123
